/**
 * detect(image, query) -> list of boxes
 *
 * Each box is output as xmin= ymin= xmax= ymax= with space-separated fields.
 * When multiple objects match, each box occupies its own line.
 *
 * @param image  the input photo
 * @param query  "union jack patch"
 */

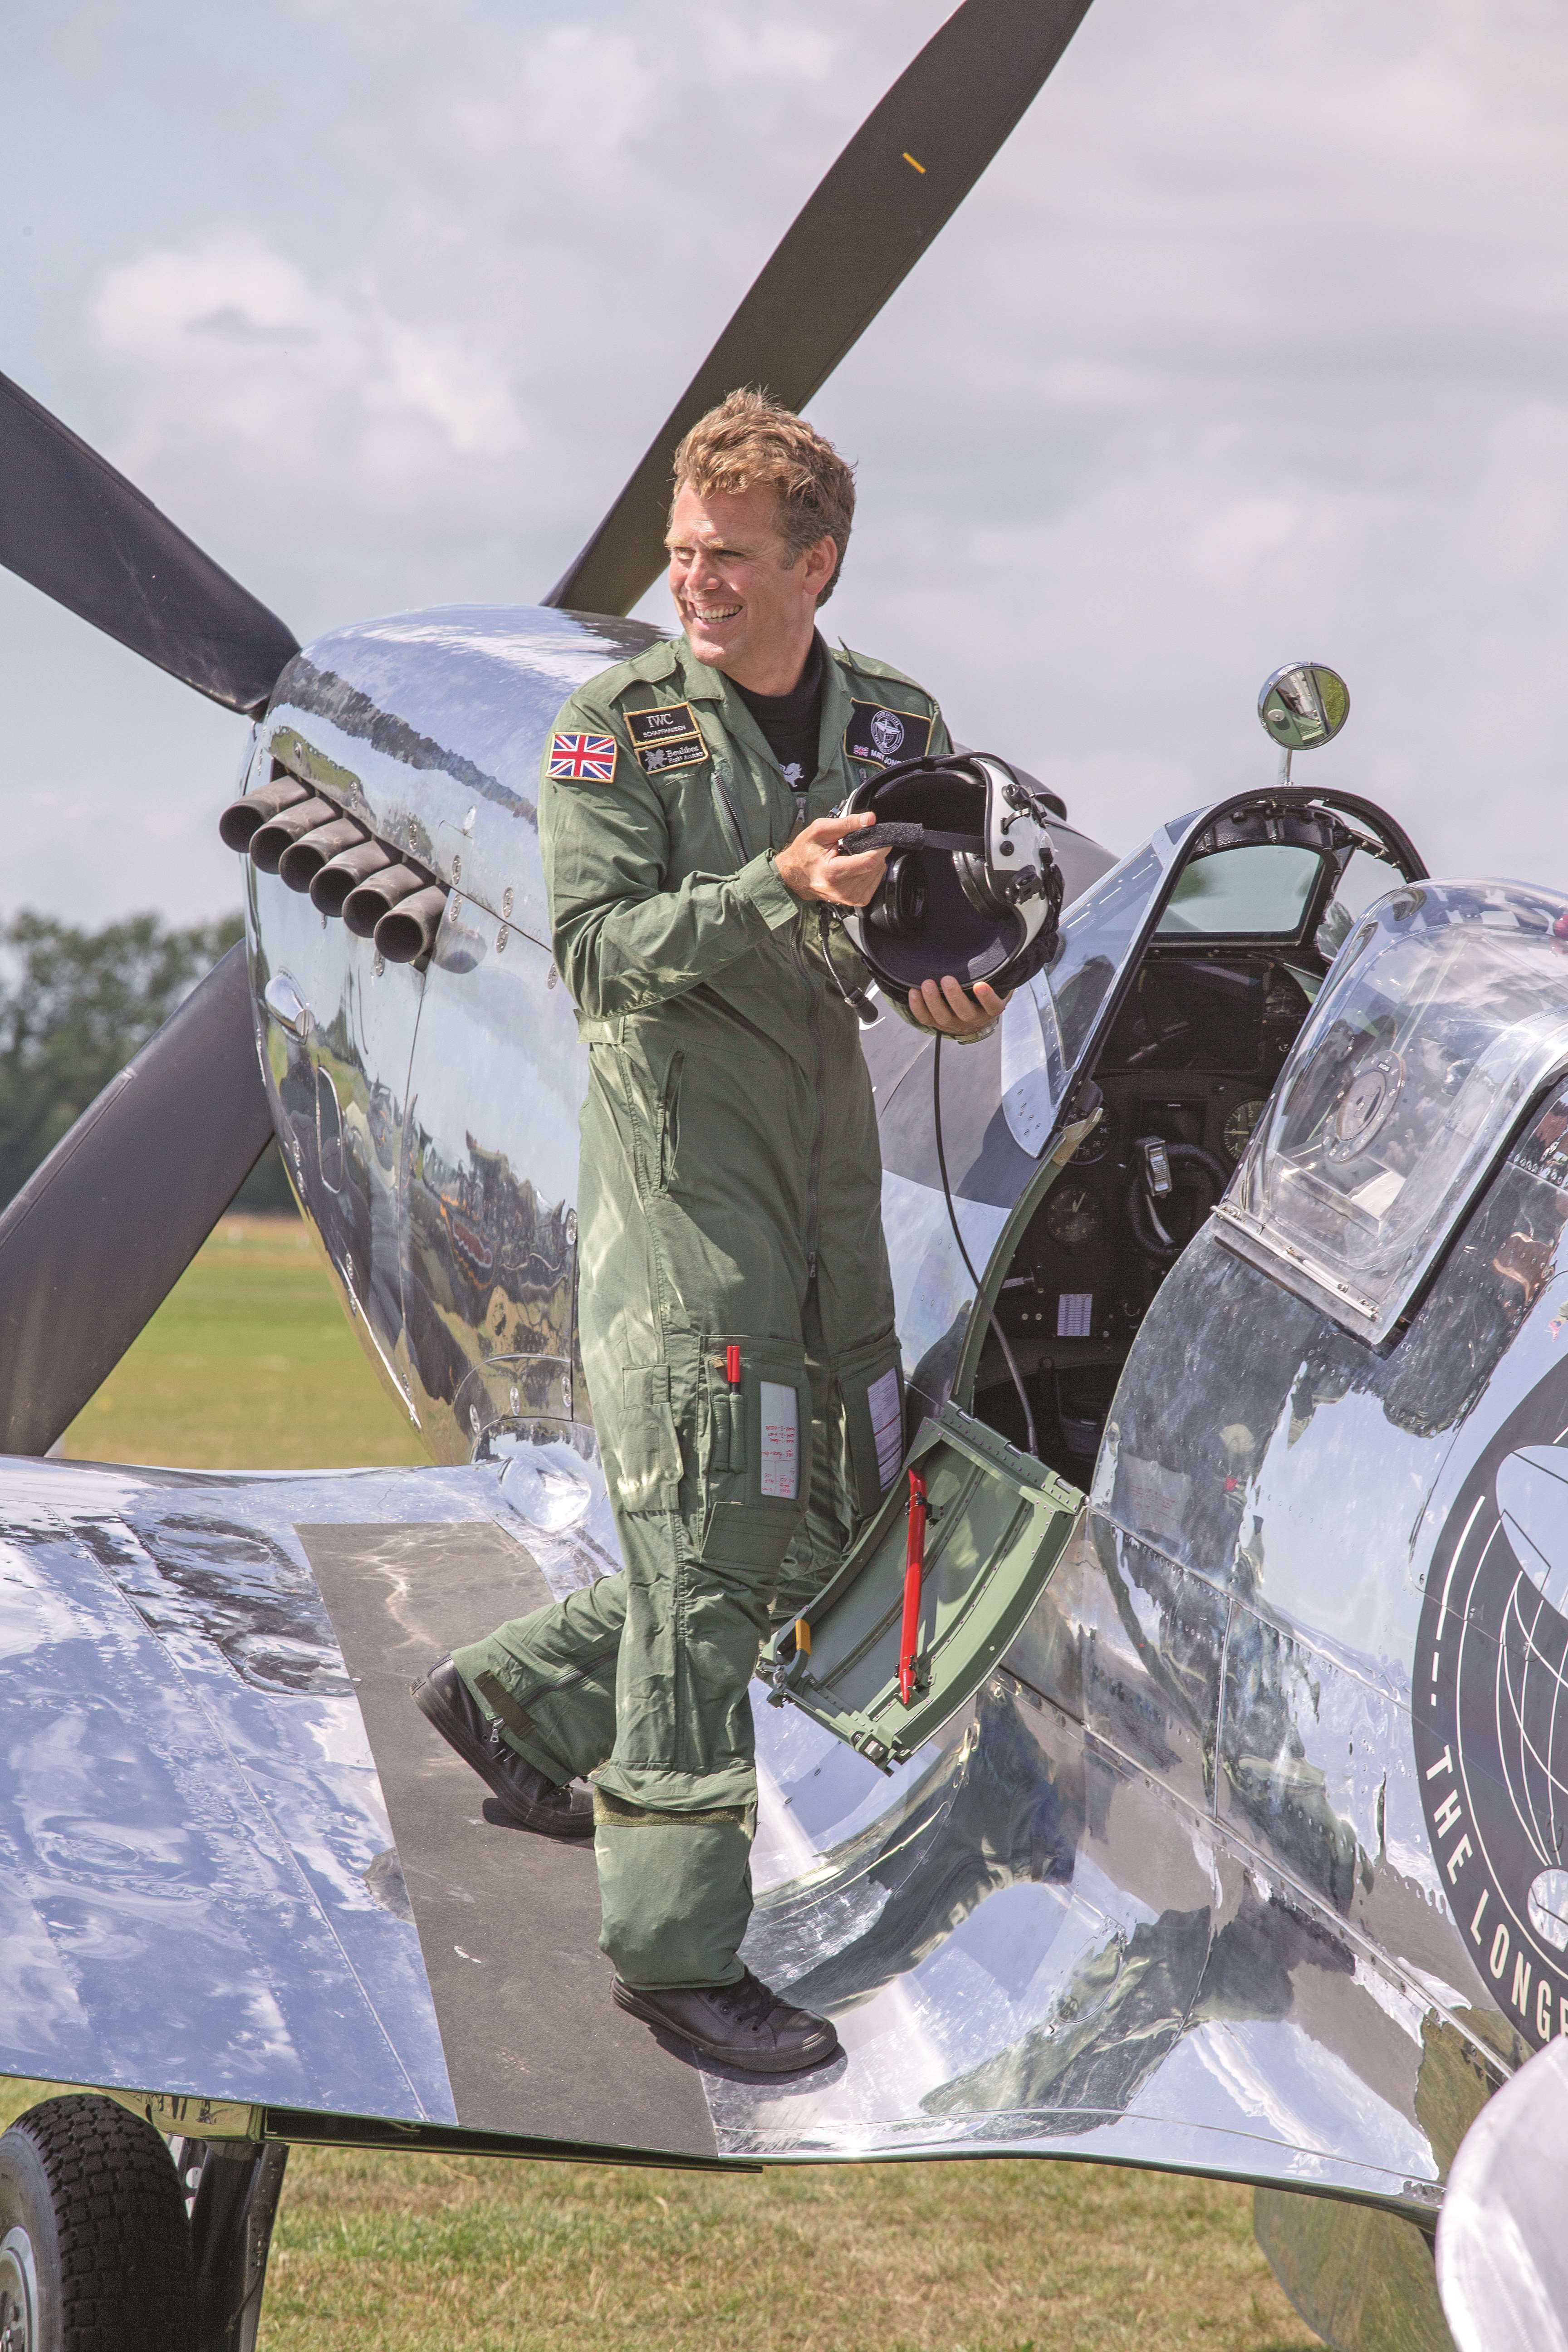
xmin=548 ymin=731 xmax=617 ymax=782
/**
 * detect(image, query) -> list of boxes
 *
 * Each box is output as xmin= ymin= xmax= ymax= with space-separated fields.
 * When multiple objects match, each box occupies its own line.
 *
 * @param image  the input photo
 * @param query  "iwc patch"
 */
xmin=625 ymin=702 xmax=709 ymax=777
xmin=844 ymin=701 xmax=933 ymax=769
xmin=1417 ymin=1354 xmax=1568 ymax=2049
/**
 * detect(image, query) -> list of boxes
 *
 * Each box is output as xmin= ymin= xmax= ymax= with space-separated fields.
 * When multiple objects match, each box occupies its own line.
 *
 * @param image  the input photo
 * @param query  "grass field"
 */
xmin=48 ymin=1215 xmax=1317 ymax=2351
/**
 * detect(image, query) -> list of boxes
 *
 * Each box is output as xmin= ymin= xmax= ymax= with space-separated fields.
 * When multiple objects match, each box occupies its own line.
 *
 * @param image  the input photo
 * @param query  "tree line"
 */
xmin=0 ymin=911 xmax=293 ymax=1212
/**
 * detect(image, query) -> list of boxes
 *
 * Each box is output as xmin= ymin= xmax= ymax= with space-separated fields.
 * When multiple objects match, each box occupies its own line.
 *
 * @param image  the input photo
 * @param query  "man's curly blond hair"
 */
xmin=671 ymin=389 xmax=856 ymax=603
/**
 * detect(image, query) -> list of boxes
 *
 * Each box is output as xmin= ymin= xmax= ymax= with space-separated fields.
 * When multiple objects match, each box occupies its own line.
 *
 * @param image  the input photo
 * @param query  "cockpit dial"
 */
xmin=1069 ymin=1116 xmax=1112 ymax=1167
xmin=1043 ymin=1183 xmax=1102 ymax=1250
xmin=1223 ymin=1098 xmax=1268 ymax=1162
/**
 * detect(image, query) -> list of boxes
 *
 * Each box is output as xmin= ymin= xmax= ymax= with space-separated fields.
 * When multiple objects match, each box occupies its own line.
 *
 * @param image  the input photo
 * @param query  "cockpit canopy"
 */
xmin=1218 ymin=881 xmax=1568 ymax=1343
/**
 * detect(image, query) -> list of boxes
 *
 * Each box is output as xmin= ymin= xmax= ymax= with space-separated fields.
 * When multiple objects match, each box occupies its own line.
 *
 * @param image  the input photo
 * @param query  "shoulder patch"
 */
xmin=547 ymin=730 xmax=618 ymax=783
xmin=624 ymin=701 xmax=710 ymax=776
xmin=844 ymin=701 xmax=933 ymax=769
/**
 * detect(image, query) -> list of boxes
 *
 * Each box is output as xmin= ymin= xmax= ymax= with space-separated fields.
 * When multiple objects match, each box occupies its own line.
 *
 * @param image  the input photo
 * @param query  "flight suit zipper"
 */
xmin=780 ymin=779 xmax=833 ymax=1289
xmin=791 ymin=922 xmax=827 ymax=1287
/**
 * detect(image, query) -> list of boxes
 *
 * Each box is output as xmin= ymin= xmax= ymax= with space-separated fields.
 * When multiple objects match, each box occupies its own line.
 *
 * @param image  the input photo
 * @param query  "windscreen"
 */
xmin=1218 ymin=881 xmax=1568 ymax=1342
xmin=1156 ymin=844 xmax=1324 ymax=939
xmin=1049 ymin=843 xmax=1166 ymax=1064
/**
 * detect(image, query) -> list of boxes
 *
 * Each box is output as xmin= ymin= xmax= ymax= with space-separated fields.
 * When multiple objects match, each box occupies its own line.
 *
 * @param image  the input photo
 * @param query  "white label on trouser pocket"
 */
xmin=867 ymin=1367 xmax=903 ymax=1490
xmin=759 ymin=1382 xmax=799 ymax=1499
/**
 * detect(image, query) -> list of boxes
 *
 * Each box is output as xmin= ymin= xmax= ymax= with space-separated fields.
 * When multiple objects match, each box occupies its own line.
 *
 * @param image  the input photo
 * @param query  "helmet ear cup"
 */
xmin=867 ymin=850 xmax=927 ymax=940
xmin=956 ymin=851 xmax=1012 ymax=921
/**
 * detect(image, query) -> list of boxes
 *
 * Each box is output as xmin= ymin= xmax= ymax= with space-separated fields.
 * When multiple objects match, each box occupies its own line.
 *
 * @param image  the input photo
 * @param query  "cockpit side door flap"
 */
xmin=762 ymin=1401 xmax=1083 ymax=1769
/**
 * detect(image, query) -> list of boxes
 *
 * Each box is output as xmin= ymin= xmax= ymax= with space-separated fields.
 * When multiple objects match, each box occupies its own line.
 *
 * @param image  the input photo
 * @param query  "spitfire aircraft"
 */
xmin=0 ymin=1 xmax=1558 ymax=2347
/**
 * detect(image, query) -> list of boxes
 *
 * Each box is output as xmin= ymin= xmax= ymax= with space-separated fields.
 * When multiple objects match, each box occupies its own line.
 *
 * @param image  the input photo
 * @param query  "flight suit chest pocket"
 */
xmin=699 ymin=1340 xmax=810 ymax=1570
xmin=617 ymin=1364 xmax=683 ymax=1514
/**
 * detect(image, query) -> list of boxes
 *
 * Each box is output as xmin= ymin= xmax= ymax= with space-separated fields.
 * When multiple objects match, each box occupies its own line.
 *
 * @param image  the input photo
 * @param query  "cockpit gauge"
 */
xmin=1264 ymin=972 xmax=1306 ymax=1024
xmin=1223 ymin=1098 xmax=1268 ymax=1162
xmin=1044 ymin=1184 xmax=1102 ymax=1250
xmin=1070 ymin=1117 xmax=1112 ymax=1167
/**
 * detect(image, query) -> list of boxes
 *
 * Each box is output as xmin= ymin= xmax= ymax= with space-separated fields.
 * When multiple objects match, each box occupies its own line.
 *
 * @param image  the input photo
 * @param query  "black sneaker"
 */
xmin=411 ymin=1657 xmax=593 ymax=1840
xmin=612 ymin=1969 xmax=840 ymax=2075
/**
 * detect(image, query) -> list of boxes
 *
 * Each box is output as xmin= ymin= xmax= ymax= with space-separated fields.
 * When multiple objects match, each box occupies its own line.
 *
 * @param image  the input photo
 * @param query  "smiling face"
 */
xmin=665 ymin=481 xmax=837 ymax=696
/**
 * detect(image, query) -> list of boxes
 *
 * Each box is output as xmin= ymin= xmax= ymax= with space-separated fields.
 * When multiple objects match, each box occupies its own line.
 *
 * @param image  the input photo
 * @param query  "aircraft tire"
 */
xmin=0 ymin=2093 xmax=195 ymax=2351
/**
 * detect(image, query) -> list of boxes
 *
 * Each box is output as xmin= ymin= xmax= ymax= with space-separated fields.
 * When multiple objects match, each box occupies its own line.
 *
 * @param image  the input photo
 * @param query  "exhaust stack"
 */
xmin=374 ymin=886 xmax=449 ymax=965
xmin=218 ymin=774 xmax=308 ymax=852
xmin=278 ymin=815 xmax=369 ymax=894
xmin=248 ymin=795 xmax=336 ymax=874
xmin=310 ymin=839 xmax=394 ymax=916
xmin=343 ymin=863 xmax=429 ymax=940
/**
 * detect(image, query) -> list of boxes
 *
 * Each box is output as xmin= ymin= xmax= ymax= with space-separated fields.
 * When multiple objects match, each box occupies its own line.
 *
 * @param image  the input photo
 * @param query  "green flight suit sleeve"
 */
xmin=541 ymin=694 xmax=800 ymax=1021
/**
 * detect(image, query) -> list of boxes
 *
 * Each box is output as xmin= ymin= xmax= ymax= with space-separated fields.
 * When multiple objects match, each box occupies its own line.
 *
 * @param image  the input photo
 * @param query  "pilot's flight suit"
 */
xmin=453 ymin=633 xmax=950 ymax=1989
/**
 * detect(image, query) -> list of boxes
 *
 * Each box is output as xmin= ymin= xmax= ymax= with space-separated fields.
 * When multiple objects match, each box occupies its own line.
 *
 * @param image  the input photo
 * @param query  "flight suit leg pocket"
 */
xmin=840 ymin=1334 xmax=906 ymax=1520
xmin=615 ymin=1363 xmax=683 ymax=1514
xmin=698 ymin=1339 xmax=810 ymax=1572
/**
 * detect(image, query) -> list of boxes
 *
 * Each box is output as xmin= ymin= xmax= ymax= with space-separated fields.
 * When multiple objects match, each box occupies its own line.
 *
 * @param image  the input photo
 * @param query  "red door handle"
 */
xmin=899 ymin=1469 xmax=928 ymax=1705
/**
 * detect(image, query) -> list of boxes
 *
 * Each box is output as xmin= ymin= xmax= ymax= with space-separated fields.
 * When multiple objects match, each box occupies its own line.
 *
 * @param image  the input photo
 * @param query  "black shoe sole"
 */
xmin=411 ymin=1673 xmax=594 ymax=1840
xmin=612 ymin=1980 xmax=841 ymax=2075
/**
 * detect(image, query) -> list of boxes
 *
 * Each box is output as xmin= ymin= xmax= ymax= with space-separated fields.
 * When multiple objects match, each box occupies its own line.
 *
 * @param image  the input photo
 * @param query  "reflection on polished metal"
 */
xmin=76 ymin=654 xmax=1505 ymax=2218
xmin=1257 ymin=2191 xmax=1455 ymax=2352
xmin=0 ymin=1457 xmax=458 ymax=2122
xmin=7 ymin=606 xmax=1568 ymax=2352
xmin=247 ymin=607 xmax=665 ymax=1470
xmin=1437 ymin=2035 xmax=1568 ymax=2352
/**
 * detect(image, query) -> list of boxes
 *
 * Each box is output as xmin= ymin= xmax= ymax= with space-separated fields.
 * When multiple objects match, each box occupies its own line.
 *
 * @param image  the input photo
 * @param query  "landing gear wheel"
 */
xmin=0 ymin=2095 xmax=194 ymax=2351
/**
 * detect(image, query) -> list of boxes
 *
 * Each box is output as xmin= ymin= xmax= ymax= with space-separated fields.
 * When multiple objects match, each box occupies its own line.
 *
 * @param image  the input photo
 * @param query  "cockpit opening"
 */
xmin=971 ymin=794 xmax=1424 ymax=1480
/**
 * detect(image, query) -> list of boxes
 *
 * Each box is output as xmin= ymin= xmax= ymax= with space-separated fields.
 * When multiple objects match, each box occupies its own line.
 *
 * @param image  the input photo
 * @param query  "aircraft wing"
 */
xmin=0 ymin=1446 xmax=1471 ymax=2222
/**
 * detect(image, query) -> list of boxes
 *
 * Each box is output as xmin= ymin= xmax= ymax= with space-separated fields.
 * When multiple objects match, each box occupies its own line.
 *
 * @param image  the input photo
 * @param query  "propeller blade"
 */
xmin=0 ymin=942 xmax=274 ymax=1457
xmin=544 ymin=0 xmax=1093 ymax=618
xmin=0 ymin=369 xmax=299 ymax=715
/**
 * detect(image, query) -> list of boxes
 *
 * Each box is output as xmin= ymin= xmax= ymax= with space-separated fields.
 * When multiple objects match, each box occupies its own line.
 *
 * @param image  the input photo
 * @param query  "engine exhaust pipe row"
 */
xmin=218 ymin=770 xmax=449 ymax=965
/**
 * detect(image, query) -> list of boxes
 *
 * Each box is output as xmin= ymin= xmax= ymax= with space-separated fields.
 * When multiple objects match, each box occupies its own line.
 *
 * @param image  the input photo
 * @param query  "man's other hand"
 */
xmin=775 ymin=812 xmax=888 ymax=908
xmin=907 ymin=976 xmax=1009 ymax=1035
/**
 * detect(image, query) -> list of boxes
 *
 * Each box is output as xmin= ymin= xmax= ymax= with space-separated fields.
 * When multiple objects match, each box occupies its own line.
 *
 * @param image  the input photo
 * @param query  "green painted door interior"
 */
xmin=763 ymin=1401 xmax=1083 ymax=1769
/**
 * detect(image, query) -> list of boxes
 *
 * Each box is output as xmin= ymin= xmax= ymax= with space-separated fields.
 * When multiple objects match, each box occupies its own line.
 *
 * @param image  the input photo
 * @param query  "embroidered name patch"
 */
xmin=548 ymin=731 xmax=617 ymax=782
xmin=625 ymin=701 xmax=709 ymax=776
xmin=844 ymin=701 xmax=933 ymax=769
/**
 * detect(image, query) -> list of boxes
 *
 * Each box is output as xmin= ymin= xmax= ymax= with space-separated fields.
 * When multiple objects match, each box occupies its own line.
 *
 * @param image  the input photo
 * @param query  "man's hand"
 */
xmin=775 ymin=811 xmax=888 ymax=908
xmin=907 ymin=976 xmax=1009 ymax=1035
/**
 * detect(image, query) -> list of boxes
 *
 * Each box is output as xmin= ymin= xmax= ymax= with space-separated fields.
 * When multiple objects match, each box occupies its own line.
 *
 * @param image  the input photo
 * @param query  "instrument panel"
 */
xmin=997 ymin=952 xmax=1316 ymax=1367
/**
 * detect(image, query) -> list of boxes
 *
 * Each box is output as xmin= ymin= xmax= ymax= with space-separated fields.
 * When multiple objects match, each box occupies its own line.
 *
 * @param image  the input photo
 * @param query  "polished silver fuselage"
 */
xmin=0 ymin=603 xmax=1552 ymax=2342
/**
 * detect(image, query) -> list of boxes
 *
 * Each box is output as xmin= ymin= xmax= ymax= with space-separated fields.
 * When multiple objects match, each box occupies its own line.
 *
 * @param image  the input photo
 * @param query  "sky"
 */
xmin=1 ymin=0 xmax=1566 ymax=925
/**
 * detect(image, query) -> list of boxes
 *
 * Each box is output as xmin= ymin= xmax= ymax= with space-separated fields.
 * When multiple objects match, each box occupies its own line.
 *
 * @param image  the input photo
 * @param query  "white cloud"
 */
xmin=1 ymin=0 xmax=1568 ymax=916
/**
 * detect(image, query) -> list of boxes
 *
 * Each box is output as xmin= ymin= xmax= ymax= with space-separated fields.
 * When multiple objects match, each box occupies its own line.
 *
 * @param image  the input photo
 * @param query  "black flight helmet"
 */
xmin=837 ymin=752 xmax=1065 ymax=1001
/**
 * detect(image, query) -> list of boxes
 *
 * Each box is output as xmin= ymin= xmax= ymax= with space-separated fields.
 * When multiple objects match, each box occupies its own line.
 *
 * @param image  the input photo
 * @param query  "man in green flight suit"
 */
xmin=413 ymin=390 xmax=1003 ymax=2074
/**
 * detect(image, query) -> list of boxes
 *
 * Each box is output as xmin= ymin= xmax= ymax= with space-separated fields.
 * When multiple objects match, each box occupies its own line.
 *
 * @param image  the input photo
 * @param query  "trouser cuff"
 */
xmin=593 ymin=1797 xmax=755 ymax=1989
